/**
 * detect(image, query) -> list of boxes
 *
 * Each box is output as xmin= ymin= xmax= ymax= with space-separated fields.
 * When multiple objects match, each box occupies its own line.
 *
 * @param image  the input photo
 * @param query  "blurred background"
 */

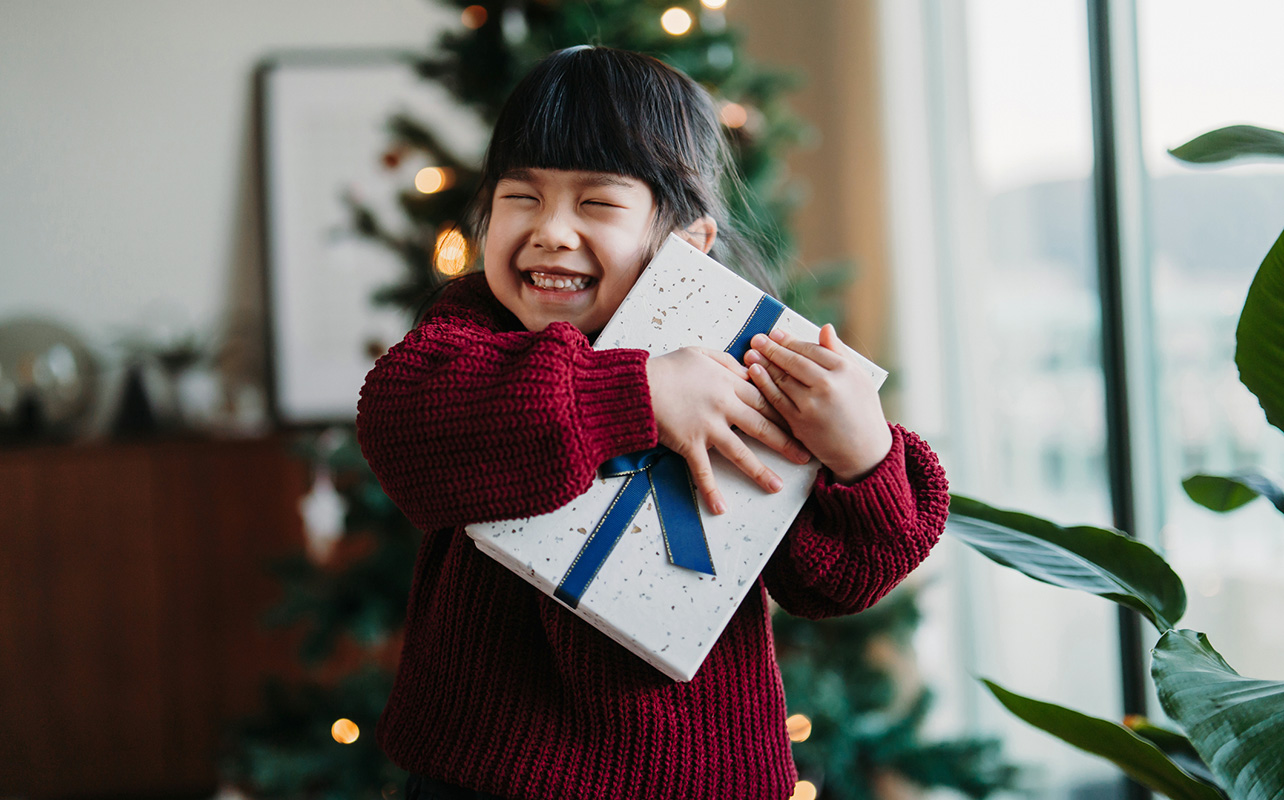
xmin=3 ymin=1 xmax=1283 ymax=799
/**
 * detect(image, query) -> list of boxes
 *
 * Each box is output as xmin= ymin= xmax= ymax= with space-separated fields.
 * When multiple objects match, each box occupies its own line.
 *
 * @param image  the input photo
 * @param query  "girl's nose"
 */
xmin=530 ymin=208 xmax=579 ymax=251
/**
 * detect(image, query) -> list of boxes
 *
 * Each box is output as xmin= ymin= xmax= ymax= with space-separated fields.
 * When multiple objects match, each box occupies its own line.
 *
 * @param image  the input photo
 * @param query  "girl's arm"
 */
xmin=356 ymin=276 xmax=657 ymax=533
xmin=761 ymin=424 xmax=948 ymax=618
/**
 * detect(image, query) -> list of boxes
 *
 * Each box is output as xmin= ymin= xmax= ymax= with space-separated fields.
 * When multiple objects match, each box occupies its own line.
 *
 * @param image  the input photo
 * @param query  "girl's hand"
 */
xmin=744 ymin=324 xmax=892 ymax=484
xmin=647 ymin=347 xmax=812 ymax=515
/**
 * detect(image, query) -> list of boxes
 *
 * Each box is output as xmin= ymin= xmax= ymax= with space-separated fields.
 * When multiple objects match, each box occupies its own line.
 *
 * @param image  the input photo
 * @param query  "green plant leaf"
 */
xmin=1236 ymin=228 xmax=1284 ymax=433
xmin=1153 ymin=630 xmax=1284 ymax=800
xmin=1125 ymin=717 xmax=1199 ymax=758
xmin=1125 ymin=717 xmax=1224 ymax=793
xmin=982 ymin=680 xmax=1223 ymax=800
xmin=1182 ymin=473 xmax=1284 ymax=514
xmin=948 ymin=495 xmax=1186 ymax=631
xmin=1169 ymin=125 xmax=1284 ymax=163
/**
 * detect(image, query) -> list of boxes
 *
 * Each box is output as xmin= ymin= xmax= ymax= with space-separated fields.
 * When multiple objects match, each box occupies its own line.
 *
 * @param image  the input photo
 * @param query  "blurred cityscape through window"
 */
xmin=887 ymin=0 xmax=1284 ymax=797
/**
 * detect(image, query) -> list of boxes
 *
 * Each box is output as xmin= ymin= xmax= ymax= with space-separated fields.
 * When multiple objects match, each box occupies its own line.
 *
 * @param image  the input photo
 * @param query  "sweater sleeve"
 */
xmin=762 ymin=424 xmax=948 ymax=619
xmin=356 ymin=276 xmax=658 ymax=534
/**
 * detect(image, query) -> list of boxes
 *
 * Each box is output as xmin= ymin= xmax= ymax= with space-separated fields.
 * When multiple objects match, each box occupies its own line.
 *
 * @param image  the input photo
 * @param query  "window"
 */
xmin=1137 ymin=0 xmax=1284 ymax=682
xmin=881 ymin=0 xmax=1283 ymax=797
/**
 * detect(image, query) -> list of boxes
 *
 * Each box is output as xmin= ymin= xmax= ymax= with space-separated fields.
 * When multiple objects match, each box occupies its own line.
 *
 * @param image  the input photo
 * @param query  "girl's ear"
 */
xmin=676 ymin=216 xmax=718 ymax=254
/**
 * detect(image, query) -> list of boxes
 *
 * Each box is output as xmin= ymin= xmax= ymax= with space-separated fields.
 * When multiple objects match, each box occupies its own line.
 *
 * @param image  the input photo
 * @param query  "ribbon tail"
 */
xmin=554 ymin=473 xmax=651 ymax=609
xmin=649 ymin=453 xmax=715 ymax=576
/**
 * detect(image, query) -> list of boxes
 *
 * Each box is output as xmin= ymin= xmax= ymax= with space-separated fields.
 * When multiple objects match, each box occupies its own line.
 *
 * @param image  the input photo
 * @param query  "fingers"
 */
xmin=681 ymin=445 xmax=726 ymax=515
xmin=698 ymin=347 xmax=794 ymax=434
xmin=818 ymin=322 xmax=842 ymax=353
xmin=727 ymin=396 xmax=811 ymax=464
xmin=732 ymin=376 xmax=788 ymax=429
xmin=654 ymin=344 xmax=818 ymax=509
xmin=680 ymin=422 xmax=804 ymax=515
xmin=749 ymin=328 xmax=846 ymax=381
xmin=703 ymin=349 xmax=750 ymax=380
xmin=747 ymin=360 xmax=800 ymax=414
xmin=680 ymin=439 xmax=781 ymax=515
xmin=745 ymin=348 xmax=805 ymax=406
xmin=709 ymin=429 xmax=785 ymax=496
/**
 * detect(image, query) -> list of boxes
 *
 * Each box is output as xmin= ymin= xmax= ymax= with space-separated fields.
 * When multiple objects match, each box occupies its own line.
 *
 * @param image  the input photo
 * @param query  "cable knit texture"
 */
xmin=357 ymin=273 xmax=949 ymax=800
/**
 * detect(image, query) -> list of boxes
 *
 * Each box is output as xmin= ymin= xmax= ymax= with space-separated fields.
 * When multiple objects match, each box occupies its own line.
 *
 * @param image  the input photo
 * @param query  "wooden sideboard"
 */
xmin=0 ymin=437 xmax=307 ymax=798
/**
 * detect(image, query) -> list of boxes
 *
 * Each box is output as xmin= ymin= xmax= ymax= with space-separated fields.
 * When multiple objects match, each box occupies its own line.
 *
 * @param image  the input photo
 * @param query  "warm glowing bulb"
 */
xmin=415 ymin=166 xmax=454 ymax=194
xmin=331 ymin=718 xmax=360 ymax=744
xmin=701 ymin=0 xmax=727 ymax=8
xmin=661 ymin=7 xmax=693 ymax=35
xmin=790 ymin=780 xmax=818 ymax=800
xmin=719 ymin=102 xmax=748 ymax=129
xmin=786 ymin=713 xmax=812 ymax=742
xmin=435 ymin=226 xmax=470 ymax=275
xmin=461 ymin=5 xmax=487 ymax=29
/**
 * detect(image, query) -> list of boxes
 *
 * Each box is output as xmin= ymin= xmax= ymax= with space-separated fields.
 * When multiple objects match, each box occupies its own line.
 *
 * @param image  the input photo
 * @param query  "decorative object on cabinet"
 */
xmin=0 ymin=316 xmax=96 ymax=443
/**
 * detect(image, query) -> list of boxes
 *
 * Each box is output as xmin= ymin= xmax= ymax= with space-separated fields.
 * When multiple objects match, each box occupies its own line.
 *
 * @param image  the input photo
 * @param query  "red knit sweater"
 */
xmin=357 ymin=274 xmax=948 ymax=800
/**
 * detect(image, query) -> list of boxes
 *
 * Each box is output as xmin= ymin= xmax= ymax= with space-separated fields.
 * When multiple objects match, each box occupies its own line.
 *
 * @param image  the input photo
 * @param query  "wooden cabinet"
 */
xmin=0 ymin=438 xmax=306 ymax=798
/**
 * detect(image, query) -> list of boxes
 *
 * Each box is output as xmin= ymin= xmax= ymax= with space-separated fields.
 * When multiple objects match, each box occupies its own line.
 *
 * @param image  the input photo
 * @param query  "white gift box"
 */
xmin=467 ymin=235 xmax=887 ymax=681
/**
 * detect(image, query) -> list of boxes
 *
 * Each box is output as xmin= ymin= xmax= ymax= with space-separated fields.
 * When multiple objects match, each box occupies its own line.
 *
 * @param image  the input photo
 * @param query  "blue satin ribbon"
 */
xmin=554 ymin=293 xmax=786 ymax=609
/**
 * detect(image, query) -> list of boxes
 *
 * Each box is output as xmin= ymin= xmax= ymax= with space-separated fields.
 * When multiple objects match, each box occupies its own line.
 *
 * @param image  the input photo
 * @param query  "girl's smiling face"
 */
xmin=483 ymin=167 xmax=658 ymax=336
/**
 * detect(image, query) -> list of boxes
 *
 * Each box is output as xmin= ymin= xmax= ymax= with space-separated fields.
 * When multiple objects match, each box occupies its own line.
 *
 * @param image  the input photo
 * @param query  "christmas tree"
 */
xmin=225 ymin=3 xmax=1014 ymax=798
xmin=773 ymin=591 xmax=1016 ymax=800
xmin=354 ymin=0 xmax=813 ymax=317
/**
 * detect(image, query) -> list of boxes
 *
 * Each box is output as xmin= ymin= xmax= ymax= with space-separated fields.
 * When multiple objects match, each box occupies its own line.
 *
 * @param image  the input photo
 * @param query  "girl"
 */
xmin=357 ymin=46 xmax=948 ymax=800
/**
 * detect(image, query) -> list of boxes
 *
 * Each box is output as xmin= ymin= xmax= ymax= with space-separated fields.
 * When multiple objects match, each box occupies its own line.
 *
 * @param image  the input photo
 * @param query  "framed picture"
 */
xmin=256 ymin=51 xmax=485 ymax=425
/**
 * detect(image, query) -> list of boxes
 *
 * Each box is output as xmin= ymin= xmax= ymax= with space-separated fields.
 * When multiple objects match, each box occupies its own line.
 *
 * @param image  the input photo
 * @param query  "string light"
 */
xmin=461 ymin=5 xmax=487 ymax=29
xmin=435 ymin=226 xmax=470 ymax=275
xmin=785 ymin=713 xmax=812 ymax=742
xmin=415 ymin=166 xmax=454 ymax=195
xmin=331 ymin=718 xmax=360 ymax=744
xmin=719 ymin=102 xmax=748 ymax=129
xmin=660 ymin=7 xmax=693 ymax=35
xmin=701 ymin=0 xmax=727 ymax=8
xmin=790 ymin=780 xmax=818 ymax=800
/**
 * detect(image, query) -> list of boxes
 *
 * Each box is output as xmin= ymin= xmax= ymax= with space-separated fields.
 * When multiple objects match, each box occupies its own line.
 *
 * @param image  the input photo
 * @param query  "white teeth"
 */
xmin=528 ymin=272 xmax=590 ymax=291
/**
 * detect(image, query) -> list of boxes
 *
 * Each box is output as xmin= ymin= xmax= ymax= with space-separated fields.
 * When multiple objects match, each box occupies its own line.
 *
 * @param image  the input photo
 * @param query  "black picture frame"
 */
xmin=255 ymin=50 xmax=484 ymax=426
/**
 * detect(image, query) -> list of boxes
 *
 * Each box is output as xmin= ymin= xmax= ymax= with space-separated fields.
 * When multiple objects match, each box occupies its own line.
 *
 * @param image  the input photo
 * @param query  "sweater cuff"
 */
xmin=811 ymin=424 xmax=915 ymax=541
xmin=572 ymin=346 xmax=658 ymax=463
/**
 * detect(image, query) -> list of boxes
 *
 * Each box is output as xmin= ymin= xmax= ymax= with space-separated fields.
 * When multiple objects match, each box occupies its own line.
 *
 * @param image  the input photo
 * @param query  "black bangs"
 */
xmin=482 ymin=47 xmax=705 ymax=216
xmin=457 ymin=45 xmax=775 ymax=295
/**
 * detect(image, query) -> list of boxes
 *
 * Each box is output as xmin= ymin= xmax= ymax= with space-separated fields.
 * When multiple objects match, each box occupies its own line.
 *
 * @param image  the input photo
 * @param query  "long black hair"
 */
xmin=461 ymin=45 xmax=775 ymax=293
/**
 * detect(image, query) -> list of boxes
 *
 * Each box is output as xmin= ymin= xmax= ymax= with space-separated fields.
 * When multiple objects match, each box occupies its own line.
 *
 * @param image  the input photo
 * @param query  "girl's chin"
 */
xmin=512 ymin=284 xmax=614 ymax=334
xmin=516 ymin=304 xmax=596 ymax=334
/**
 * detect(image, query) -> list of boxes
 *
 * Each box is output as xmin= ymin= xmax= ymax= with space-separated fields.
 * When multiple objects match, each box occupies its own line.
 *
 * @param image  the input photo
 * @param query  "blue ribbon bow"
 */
xmin=554 ymin=293 xmax=786 ymax=609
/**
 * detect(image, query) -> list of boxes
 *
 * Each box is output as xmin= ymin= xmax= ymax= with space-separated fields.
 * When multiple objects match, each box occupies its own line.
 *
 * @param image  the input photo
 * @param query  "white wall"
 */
xmin=0 ymin=0 xmax=450 ymax=419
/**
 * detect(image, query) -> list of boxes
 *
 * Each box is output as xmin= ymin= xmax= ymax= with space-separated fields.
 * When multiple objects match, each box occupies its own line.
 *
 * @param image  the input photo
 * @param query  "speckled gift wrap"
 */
xmin=467 ymin=235 xmax=887 ymax=681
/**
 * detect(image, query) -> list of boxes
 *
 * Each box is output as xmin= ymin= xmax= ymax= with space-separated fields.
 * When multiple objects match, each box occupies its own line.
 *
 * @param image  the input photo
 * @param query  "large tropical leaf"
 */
xmin=948 ymin=495 xmax=1186 ymax=631
xmin=1182 ymin=472 xmax=1284 ymax=514
xmin=1236 ymin=228 xmax=1284 ymax=432
xmin=1169 ymin=125 xmax=1284 ymax=163
xmin=982 ymin=681 xmax=1223 ymax=800
xmin=1125 ymin=717 xmax=1224 ymax=793
xmin=1152 ymin=630 xmax=1284 ymax=800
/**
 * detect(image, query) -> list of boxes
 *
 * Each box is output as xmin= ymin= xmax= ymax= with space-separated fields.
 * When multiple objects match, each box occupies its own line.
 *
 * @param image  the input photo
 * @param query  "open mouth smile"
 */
xmin=524 ymin=271 xmax=595 ymax=292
